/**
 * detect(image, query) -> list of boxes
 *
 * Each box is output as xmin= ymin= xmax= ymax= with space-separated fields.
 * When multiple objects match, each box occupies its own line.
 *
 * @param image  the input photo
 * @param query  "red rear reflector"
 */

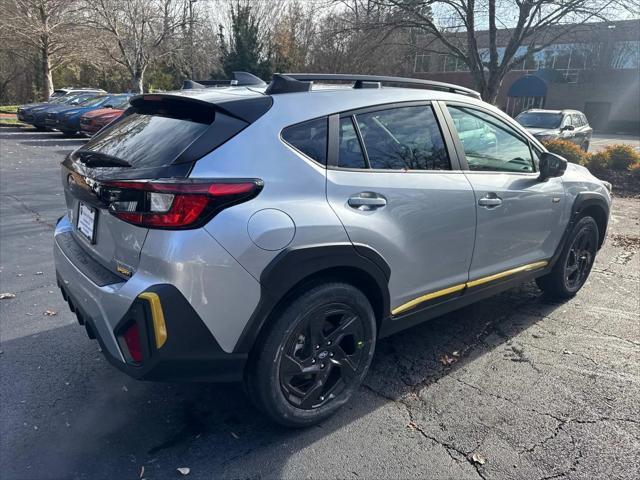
xmin=123 ymin=322 xmax=143 ymax=363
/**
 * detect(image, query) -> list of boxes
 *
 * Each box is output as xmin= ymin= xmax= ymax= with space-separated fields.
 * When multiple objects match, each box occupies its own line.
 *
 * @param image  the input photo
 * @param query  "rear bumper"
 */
xmin=54 ymin=216 xmax=247 ymax=382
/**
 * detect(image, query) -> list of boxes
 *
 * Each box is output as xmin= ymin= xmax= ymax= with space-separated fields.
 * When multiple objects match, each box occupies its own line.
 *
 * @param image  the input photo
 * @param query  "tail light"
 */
xmin=99 ymin=179 xmax=263 ymax=229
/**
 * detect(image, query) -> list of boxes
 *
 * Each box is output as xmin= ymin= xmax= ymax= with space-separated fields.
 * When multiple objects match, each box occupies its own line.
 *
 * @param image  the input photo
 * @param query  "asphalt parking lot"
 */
xmin=1 ymin=126 xmax=638 ymax=480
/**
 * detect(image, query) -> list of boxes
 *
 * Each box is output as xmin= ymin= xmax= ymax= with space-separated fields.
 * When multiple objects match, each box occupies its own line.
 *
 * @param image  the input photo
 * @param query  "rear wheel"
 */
xmin=245 ymin=282 xmax=376 ymax=427
xmin=536 ymin=216 xmax=599 ymax=298
xmin=61 ymin=130 xmax=76 ymax=137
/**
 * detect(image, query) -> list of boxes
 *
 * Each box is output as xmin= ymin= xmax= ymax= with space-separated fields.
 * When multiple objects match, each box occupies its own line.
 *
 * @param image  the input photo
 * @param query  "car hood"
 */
xmin=81 ymin=107 xmax=124 ymax=119
xmin=526 ymin=128 xmax=560 ymax=137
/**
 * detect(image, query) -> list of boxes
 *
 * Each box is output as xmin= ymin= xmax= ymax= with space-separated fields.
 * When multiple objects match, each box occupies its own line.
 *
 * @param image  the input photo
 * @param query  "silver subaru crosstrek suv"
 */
xmin=54 ymin=73 xmax=611 ymax=427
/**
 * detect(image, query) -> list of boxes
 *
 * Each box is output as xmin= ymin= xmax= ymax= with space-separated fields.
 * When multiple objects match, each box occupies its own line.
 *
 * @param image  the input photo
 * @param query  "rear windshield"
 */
xmin=79 ymin=111 xmax=211 ymax=169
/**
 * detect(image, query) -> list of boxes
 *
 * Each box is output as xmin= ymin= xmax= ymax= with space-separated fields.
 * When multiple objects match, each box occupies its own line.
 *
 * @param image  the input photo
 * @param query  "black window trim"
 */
xmin=439 ymin=100 xmax=541 ymax=175
xmin=326 ymin=100 xmax=464 ymax=173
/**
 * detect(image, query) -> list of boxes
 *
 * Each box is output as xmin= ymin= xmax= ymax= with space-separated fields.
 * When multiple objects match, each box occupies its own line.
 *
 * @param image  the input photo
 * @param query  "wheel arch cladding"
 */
xmin=233 ymin=243 xmax=391 ymax=353
xmin=573 ymin=193 xmax=609 ymax=249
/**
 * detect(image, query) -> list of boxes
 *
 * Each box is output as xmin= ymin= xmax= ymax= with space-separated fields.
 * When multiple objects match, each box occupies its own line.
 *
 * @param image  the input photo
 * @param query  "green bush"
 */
xmin=585 ymin=150 xmax=610 ymax=172
xmin=542 ymin=139 xmax=587 ymax=165
xmin=602 ymin=144 xmax=640 ymax=171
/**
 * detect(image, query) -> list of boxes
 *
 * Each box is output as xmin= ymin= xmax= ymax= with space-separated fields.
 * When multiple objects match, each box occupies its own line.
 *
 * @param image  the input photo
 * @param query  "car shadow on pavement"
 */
xmin=1 ymin=282 xmax=565 ymax=479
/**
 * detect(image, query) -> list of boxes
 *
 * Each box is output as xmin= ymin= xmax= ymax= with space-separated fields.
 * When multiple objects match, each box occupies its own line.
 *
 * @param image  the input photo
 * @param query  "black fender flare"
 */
xmin=550 ymin=191 xmax=610 ymax=268
xmin=233 ymin=243 xmax=391 ymax=353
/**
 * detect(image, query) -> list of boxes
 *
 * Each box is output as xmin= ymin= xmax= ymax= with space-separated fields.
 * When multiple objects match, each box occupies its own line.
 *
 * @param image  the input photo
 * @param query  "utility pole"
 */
xmin=189 ymin=0 xmax=198 ymax=79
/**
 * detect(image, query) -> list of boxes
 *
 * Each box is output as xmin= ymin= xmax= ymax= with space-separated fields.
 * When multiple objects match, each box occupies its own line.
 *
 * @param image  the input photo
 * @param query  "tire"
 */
xmin=61 ymin=130 xmax=76 ymax=137
xmin=536 ymin=216 xmax=599 ymax=298
xmin=34 ymin=125 xmax=47 ymax=132
xmin=245 ymin=282 xmax=376 ymax=428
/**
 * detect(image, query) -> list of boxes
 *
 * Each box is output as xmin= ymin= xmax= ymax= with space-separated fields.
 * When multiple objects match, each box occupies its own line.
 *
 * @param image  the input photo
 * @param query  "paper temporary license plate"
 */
xmin=77 ymin=203 xmax=97 ymax=243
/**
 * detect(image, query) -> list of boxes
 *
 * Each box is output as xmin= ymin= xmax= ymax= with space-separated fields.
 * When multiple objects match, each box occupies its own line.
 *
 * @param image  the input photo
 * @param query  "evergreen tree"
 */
xmin=217 ymin=1 xmax=271 ymax=80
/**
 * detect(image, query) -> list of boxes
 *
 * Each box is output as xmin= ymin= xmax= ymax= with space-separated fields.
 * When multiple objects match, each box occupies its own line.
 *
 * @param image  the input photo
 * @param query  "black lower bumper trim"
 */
xmin=57 ymin=280 xmax=246 ymax=382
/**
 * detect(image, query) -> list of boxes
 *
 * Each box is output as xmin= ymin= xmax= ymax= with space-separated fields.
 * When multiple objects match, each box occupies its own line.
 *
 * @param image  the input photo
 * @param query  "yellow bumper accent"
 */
xmin=138 ymin=292 xmax=167 ymax=348
xmin=392 ymin=260 xmax=549 ymax=316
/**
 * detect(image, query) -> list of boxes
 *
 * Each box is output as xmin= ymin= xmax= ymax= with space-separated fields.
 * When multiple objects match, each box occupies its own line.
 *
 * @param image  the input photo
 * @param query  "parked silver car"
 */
xmin=516 ymin=109 xmax=593 ymax=151
xmin=54 ymin=73 xmax=611 ymax=427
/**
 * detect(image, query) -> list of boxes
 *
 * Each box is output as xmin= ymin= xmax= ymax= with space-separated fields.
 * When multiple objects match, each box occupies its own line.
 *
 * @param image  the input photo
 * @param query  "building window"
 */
xmin=611 ymin=41 xmax=640 ymax=69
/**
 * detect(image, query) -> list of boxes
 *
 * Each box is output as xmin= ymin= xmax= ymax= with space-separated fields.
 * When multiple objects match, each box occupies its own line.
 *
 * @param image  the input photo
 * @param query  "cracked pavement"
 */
xmin=1 ymin=126 xmax=639 ymax=479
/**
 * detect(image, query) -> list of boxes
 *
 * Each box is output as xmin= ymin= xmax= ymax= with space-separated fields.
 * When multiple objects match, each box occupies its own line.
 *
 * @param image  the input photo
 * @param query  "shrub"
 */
xmin=585 ymin=150 xmax=610 ymax=172
xmin=542 ymin=139 xmax=587 ymax=165
xmin=629 ymin=161 xmax=640 ymax=176
xmin=602 ymin=144 xmax=640 ymax=171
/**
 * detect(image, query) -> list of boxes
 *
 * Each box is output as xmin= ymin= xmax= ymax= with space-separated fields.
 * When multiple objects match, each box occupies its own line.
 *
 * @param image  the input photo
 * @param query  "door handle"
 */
xmin=348 ymin=192 xmax=387 ymax=211
xmin=478 ymin=194 xmax=502 ymax=208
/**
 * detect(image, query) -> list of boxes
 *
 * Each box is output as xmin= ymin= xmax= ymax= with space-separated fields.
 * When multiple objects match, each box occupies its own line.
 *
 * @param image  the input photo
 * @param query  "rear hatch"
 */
xmin=61 ymin=91 xmax=271 ymax=278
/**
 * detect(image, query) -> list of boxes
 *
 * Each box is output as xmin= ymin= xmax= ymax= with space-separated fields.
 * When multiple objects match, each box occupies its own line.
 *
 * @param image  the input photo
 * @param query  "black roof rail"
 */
xmin=182 ymin=72 xmax=266 ymax=90
xmin=275 ymin=73 xmax=481 ymax=99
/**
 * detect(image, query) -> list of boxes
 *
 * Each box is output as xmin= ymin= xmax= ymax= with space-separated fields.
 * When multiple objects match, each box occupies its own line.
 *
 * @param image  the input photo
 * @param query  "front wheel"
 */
xmin=536 ymin=216 xmax=599 ymax=298
xmin=245 ymin=282 xmax=376 ymax=427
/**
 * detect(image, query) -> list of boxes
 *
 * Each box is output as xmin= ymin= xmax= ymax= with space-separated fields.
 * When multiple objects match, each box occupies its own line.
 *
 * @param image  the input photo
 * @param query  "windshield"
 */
xmin=79 ymin=96 xmax=107 ymax=107
xmin=515 ymin=112 xmax=563 ymax=129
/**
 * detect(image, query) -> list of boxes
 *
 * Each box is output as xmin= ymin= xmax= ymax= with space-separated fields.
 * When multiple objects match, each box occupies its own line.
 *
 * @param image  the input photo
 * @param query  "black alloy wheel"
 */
xmin=563 ymin=224 xmax=597 ymax=292
xmin=279 ymin=303 xmax=367 ymax=409
xmin=246 ymin=282 xmax=376 ymax=427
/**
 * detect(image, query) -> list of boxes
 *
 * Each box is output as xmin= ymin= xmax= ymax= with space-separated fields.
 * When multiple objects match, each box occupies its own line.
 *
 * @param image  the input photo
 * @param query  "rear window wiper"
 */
xmin=75 ymin=151 xmax=131 ymax=168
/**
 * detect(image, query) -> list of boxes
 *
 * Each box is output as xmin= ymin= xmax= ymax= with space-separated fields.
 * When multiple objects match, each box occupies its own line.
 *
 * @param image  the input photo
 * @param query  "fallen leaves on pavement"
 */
xmin=440 ymin=354 xmax=457 ymax=366
xmin=471 ymin=452 xmax=486 ymax=465
xmin=0 ymin=293 xmax=16 ymax=299
xmin=177 ymin=467 xmax=190 ymax=475
xmin=43 ymin=310 xmax=57 ymax=316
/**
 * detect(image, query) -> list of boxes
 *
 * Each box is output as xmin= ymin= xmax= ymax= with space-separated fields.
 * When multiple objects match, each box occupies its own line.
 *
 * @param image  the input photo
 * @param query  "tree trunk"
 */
xmin=481 ymin=74 xmax=502 ymax=105
xmin=131 ymin=72 xmax=144 ymax=94
xmin=41 ymin=47 xmax=53 ymax=100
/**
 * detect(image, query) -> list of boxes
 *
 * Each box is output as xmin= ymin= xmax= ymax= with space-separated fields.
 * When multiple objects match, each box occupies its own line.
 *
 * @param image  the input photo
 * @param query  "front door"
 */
xmin=326 ymin=103 xmax=476 ymax=316
xmin=442 ymin=103 xmax=567 ymax=283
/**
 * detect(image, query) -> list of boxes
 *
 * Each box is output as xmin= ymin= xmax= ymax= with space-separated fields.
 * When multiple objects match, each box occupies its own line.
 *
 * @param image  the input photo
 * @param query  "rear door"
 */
xmin=326 ymin=102 xmax=476 ymax=316
xmin=441 ymin=102 xmax=566 ymax=282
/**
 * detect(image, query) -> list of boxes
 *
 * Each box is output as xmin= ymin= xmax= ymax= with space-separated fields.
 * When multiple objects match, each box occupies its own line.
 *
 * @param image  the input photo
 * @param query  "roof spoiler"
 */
xmin=267 ymin=73 xmax=481 ymax=99
xmin=182 ymin=71 xmax=266 ymax=90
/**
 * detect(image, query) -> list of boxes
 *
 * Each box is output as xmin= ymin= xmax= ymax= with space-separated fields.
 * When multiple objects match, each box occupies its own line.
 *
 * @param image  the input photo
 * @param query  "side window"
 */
xmin=338 ymin=117 xmax=366 ymax=168
xmin=572 ymin=114 xmax=582 ymax=127
xmin=446 ymin=105 xmax=535 ymax=173
xmin=281 ymin=117 xmax=327 ymax=164
xmin=581 ymin=114 xmax=590 ymax=127
xmin=353 ymin=105 xmax=450 ymax=170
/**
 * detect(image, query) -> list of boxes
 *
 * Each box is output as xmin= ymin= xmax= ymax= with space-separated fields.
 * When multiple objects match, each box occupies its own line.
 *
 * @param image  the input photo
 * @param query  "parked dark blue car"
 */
xmin=28 ymin=93 xmax=104 ymax=130
xmin=17 ymin=89 xmax=105 ymax=125
xmin=48 ymin=94 xmax=132 ymax=135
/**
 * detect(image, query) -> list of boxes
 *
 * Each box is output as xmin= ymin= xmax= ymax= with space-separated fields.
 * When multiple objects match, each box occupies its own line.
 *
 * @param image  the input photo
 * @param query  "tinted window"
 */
xmin=354 ymin=106 xmax=450 ymax=170
xmin=80 ymin=113 xmax=210 ymax=169
xmin=447 ymin=105 xmax=535 ymax=173
xmin=282 ymin=117 xmax=327 ymax=164
xmin=338 ymin=117 xmax=366 ymax=168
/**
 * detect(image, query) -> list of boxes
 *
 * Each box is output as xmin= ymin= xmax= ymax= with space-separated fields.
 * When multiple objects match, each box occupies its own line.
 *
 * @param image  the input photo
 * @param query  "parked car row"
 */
xmin=17 ymin=89 xmax=131 ymax=136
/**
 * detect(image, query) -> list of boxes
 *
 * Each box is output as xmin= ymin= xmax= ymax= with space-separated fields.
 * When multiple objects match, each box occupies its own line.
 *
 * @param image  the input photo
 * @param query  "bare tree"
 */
xmin=0 ymin=0 xmax=84 ymax=99
xmin=362 ymin=0 xmax=623 ymax=102
xmin=81 ymin=0 xmax=186 ymax=93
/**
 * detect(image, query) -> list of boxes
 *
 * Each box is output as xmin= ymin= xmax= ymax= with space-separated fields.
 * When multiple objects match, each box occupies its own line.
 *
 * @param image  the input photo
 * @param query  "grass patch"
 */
xmin=0 ymin=105 xmax=18 ymax=114
xmin=0 ymin=117 xmax=25 ymax=127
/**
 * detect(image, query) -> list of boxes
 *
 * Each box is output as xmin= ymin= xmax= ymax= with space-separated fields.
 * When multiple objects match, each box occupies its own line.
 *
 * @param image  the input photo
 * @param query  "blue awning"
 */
xmin=507 ymin=75 xmax=548 ymax=97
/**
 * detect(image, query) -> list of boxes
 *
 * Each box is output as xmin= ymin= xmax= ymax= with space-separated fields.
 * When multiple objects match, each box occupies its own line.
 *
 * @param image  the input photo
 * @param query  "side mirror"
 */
xmin=538 ymin=152 xmax=567 ymax=181
xmin=561 ymin=124 xmax=575 ymax=131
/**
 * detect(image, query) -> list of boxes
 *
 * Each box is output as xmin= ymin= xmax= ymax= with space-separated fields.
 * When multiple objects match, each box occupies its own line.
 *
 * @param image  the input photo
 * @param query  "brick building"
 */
xmin=412 ymin=20 xmax=639 ymax=133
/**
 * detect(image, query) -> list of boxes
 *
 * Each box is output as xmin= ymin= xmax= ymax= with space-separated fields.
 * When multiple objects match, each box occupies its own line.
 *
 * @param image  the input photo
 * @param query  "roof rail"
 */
xmin=272 ymin=73 xmax=481 ymax=99
xmin=182 ymin=72 xmax=266 ymax=90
